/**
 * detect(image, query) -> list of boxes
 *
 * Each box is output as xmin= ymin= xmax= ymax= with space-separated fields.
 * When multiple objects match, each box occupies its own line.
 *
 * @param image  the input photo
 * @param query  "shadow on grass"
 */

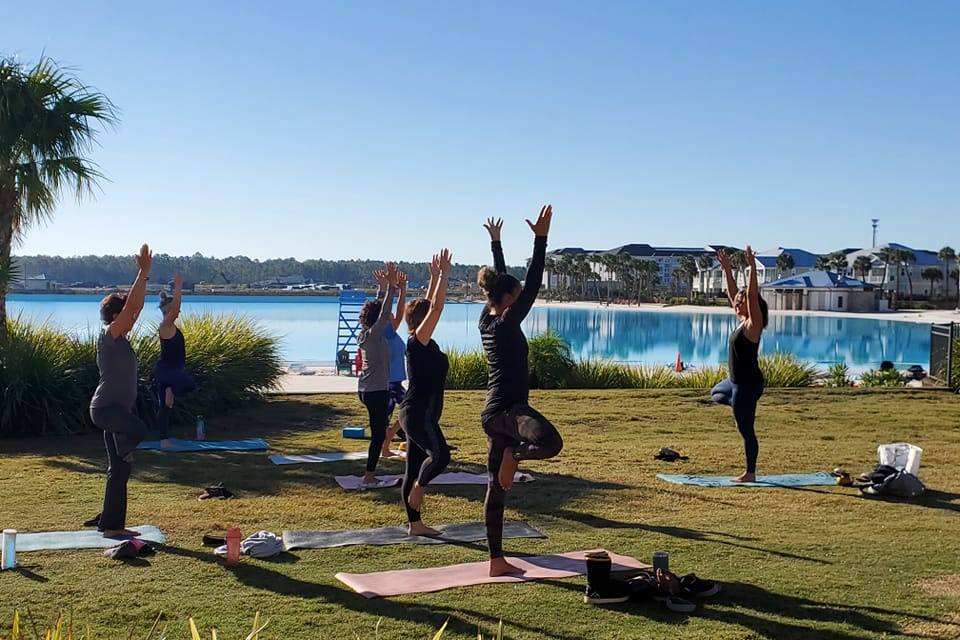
xmin=160 ymin=544 xmax=589 ymax=640
xmin=779 ymin=485 xmax=960 ymax=515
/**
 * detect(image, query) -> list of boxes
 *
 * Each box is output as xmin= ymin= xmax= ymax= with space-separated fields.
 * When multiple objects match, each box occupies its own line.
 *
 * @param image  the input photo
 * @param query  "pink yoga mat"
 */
xmin=335 ymin=471 xmax=534 ymax=491
xmin=335 ymin=549 xmax=648 ymax=597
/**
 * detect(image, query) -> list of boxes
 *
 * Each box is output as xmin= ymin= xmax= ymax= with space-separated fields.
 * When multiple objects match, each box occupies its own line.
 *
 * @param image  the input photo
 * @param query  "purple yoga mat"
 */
xmin=335 ymin=549 xmax=649 ymax=597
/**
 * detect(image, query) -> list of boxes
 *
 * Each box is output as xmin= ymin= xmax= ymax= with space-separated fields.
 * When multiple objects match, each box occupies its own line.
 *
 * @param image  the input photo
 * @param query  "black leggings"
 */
xmin=90 ymin=406 xmax=148 ymax=531
xmin=483 ymin=404 xmax=563 ymax=558
xmin=711 ymin=378 xmax=764 ymax=474
xmin=401 ymin=394 xmax=451 ymax=523
xmin=359 ymin=390 xmax=390 ymax=473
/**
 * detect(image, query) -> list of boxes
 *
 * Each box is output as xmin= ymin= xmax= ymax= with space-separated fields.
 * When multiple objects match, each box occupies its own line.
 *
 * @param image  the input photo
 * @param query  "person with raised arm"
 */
xmin=711 ymin=246 xmax=769 ymax=483
xmin=399 ymin=250 xmax=453 ymax=536
xmin=478 ymin=205 xmax=564 ymax=576
xmin=379 ymin=269 xmax=409 ymax=459
xmin=357 ymin=262 xmax=398 ymax=488
xmin=153 ymin=273 xmax=197 ymax=447
xmin=89 ymin=244 xmax=153 ymax=538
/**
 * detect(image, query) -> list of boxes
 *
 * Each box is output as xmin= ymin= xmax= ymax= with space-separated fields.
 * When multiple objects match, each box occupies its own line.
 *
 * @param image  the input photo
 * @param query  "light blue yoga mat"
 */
xmin=656 ymin=471 xmax=837 ymax=488
xmin=15 ymin=525 xmax=165 ymax=552
xmin=137 ymin=438 xmax=268 ymax=452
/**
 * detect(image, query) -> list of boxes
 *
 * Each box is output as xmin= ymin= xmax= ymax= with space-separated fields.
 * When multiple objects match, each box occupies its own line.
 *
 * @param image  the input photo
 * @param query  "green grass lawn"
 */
xmin=1 ymin=389 xmax=959 ymax=639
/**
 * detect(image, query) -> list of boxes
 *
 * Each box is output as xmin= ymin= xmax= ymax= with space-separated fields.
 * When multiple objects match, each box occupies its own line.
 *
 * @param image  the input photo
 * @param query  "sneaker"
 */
xmin=359 ymin=478 xmax=398 ymax=490
xmin=653 ymin=568 xmax=698 ymax=613
xmin=657 ymin=595 xmax=697 ymax=613
xmin=625 ymin=572 xmax=657 ymax=601
xmin=680 ymin=573 xmax=721 ymax=597
xmin=584 ymin=579 xmax=632 ymax=605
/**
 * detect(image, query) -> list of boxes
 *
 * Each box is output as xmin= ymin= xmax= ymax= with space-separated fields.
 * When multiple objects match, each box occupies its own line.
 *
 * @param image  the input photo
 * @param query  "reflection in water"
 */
xmin=9 ymin=294 xmax=929 ymax=369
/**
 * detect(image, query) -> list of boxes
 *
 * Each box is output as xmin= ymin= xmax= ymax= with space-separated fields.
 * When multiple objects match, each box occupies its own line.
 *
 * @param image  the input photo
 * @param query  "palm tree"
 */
xmin=677 ymin=255 xmax=697 ymax=301
xmin=815 ymin=255 xmax=830 ymax=270
xmin=877 ymin=247 xmax=898 ymax=296
xmin=952 ymin=268 xmax=960 ymax=309
xmin=829 ymin=252 xmax=848 ymax=275
xmin=696 ymin=254 xmax=714 ymax=297
xmin=939 ymin=246 xmax=956 ymax=301
xmin=729 ymin=250 xmax=748 ymax=288
xmin=775 ymin=252 xmax=795 ymax=278
xmin=895 ymin=249 xmax=916 ymax=300
xmin=922 ymin=267 xmax=943 ymax=298
xmin=0 ymin=56 xmax=118 ymax=339
xmin=853 ymin=255 xmax=874 ymax=282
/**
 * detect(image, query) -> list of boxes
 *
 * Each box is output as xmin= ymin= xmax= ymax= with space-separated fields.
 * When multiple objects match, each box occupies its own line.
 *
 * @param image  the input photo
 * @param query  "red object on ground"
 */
xmin=675 ymin=352 xmax=683 ymax=373
xmin=354 ymin=351 xmax=362 ymax=375
xmin=225 ymin=527 xmax=241 ymax=565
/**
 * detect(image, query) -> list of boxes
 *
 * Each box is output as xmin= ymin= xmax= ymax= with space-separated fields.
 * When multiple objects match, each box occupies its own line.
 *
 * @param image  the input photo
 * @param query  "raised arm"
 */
xmin=369 ymin=263 xmax=397 ymax=338
xmin=716 ymin=249 xmax=738 ymax=308
xmin=744 ymin=246 xmax=763 ymax=340
xmin=108 ymin=244 xmax=152 ymax=338
xmin=484 ymin=217 xmax=507 ymax=274
xmin=160 ymin=273 xmax=184 ymax=337
xmin=392 ymin=271 xmax=407 ymax=332
xmin=415 ymin=251 xmax=452 ymax=345
xmin=503 ymin=205 xmax=551 ymax=323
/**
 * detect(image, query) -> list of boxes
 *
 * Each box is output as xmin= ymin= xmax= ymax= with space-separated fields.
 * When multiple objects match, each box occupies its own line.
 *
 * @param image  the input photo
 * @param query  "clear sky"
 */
xmin=3 ymin=0 xmax=958 ymax=264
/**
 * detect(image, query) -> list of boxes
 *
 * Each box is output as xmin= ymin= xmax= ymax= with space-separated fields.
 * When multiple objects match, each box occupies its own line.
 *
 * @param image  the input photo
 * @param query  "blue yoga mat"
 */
xmin=137 ymin=438 xmax=268 ymax=452
xmin=15 ymin=525 xmax=165 ymax=552
xmin=657 ymin=471 xmax=836 ymax=488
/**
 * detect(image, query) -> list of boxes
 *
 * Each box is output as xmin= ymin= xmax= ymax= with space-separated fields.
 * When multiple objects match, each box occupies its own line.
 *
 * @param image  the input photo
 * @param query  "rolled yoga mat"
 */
xmin=656 ymin=471 xmax=837 ymax=488
xmin=138 ymin=438 xmax=268 ymax=452
xmin=336 ymin=549 xmax=649 ymax=598
xmin=14 ymin=526 xmax=165 ymax=552
xmin=283 ymin=520 xmax=545 ymax=550
xmin=269 ymin=451 xmax=405 ymax=465
xmin=334 ymin=471 xmax=534 ymax=491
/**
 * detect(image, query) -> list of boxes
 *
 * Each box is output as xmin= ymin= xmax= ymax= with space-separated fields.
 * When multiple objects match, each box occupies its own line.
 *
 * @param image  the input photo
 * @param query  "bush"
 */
xmin=527 ymin=331 xmax=574 ymax=389
xmin=759 ymin=353 xmax=818 ymax=387
xmin=678 ymin=366 xmax=727 ymax=389
xmin=860 ymin=367 xmax=903 ymax=388
xmin=825 ymin=363 xmax=851 ymax=388
xmin=446 ymin=348 xmax=488 ymax=390
xmin=0 ymin=314 xmax=283 ymax=438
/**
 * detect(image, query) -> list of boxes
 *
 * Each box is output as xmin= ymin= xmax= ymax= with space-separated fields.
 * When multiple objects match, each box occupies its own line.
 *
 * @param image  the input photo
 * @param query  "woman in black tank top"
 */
xmin=711 ymin=246 xmax=768 ymax=483
xmin=153 ymin=274 xmax=197 ymax=447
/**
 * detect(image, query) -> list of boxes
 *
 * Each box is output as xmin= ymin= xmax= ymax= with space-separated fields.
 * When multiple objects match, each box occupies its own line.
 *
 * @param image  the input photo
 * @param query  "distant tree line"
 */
xmin=12 ymin=253 xmax=526 ymax=289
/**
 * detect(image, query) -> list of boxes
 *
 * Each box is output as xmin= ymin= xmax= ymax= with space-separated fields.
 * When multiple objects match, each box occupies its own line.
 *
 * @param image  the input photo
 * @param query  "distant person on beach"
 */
xmin=710 ymin=246 xmax=768 ymax=483
xmin=153 ymin=273 xmax=197 ymax=447
xmin=357 ymin=262 xmax=399 ymax=488
xmin=89 ymin=244 xmax=152 ymax=538
xmin=400 ymin=250 xmax=453 ymax=535
xmin=381 ymin=269 xmax=409 ymax=459
xmin=478 ymin=205 xmax=564 ymax=577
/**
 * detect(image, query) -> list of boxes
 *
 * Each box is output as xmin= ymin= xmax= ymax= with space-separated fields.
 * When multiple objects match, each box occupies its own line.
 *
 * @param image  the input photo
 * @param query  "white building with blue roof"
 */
xmin=762 ymin=270 xmax=880 ymax=312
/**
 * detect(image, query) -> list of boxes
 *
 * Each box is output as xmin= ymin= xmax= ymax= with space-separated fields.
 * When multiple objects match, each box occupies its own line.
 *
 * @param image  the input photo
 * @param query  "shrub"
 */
xmin=759 ymin=353 xmax=818 ymax=387
xmin=678 ymin=365 xmax=727 ymax=389
xmin=446 ymin=348 xmax=488 ymax=390
xmin=527 ymin=331 xmax=574 ymax=389
xmin=569 ymin=360 xmax=646 ymax=388
xmin=860 ymin=367 xmax=903 ymax=388
xmin=825 ymin=363 xmax=851 ymax=388
xmin=0 ymin=314 xmax=283 ymax=438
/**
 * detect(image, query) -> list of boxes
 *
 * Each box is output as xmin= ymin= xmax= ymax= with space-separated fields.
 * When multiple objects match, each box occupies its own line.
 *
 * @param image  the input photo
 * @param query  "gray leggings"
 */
xmin=90 ymin=406 xmax=148 ymax=531
xmin=483 ymin=404 xmax=563 ymax=558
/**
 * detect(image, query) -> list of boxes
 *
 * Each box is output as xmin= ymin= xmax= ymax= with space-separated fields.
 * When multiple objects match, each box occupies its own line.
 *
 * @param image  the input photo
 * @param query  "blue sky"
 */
xmin=3 ymin=0 xmax=958 ymax=264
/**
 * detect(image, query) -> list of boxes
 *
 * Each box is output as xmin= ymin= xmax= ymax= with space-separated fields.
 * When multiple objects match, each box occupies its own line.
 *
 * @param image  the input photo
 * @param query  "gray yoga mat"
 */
xmin=282 ymin=521 xmax=545 ymax=550
xmin=269 ymin=451 xmax=405 ymax=465
xmin=14 ymin=525 xmax=166 ymax=552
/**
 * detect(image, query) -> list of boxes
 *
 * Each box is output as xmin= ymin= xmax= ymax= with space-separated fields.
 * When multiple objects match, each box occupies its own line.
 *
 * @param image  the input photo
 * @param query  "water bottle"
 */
xmin=2 ymin=529 xmax=16 ymax=570
xmin=196 ymin=415 xmax=206 ymax=441
xmin=652 ymin=551 xmax=669 ymax=572
xmin=225 ymin=527 xmax=242 ymax=565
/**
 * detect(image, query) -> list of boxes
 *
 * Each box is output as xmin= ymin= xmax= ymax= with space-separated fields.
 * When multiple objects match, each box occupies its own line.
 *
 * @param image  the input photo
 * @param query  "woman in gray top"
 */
xmin=89 ymin=244 xmax=152 ymax=537
xmin=357 ymin=262 xmax=398 ymax=488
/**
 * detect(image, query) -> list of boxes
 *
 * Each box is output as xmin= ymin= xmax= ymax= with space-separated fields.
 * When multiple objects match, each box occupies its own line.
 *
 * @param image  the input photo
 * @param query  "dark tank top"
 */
xmin=159 ymin=328 xmax=186 ymax=367
xmin=728 ymin=323 xmax=762 ymax=385
xmin=402 ymin=336 xmax=448 ymax=418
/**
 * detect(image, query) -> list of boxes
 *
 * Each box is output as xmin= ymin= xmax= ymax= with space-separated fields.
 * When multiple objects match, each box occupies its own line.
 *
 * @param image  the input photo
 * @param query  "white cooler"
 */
xmin=877 ymin=443 xmax=923 ymax=476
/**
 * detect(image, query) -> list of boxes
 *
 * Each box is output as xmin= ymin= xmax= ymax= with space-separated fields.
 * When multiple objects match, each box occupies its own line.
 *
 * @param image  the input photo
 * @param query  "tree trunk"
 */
xmin=0 ymin=185 xmax=17 ymax=343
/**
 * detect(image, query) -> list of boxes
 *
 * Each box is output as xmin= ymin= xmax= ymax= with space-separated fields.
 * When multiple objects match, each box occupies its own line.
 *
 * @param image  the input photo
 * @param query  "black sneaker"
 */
xmin=584 ymin=578 xmax=632 ymax=605
xmin=626 ymin=572 xmax=658 ymax=601
xmin=680 ymin=573 xmax=721 ymax=597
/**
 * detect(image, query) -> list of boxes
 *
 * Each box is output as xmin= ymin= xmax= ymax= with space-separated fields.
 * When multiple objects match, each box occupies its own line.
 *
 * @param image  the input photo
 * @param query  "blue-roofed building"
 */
xmin=843 ymin=244 xmax=950 ymax=298
xmin=697 ymin=247 xmax=820 ymax=295
xmin=762 ymin=270 xmax=881 ymax=312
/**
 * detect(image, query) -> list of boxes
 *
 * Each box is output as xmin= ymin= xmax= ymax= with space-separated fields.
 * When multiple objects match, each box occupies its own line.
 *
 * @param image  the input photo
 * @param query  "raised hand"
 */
xmin=397 ymin=270 xmax=408 ymax=290
xmin=744 ymin=245 xmax=756 ymax=264
xmin=716 ymin=248 xmax=732 ymax=271
xmin=428 ymin=254 xmax=441 ymax=278
xmin=526 ymin=205 xmax=552 ymax=237
xmin=174 ymin=273 xmax=184 ymax=288
xmin=373 ymin=269 xmax=389 ymax=287
xmin=484 ymin=217 xmax=504 ymax=242
xmin=386 ymin=262 xmax=399 ymax=286
xmin=438 ymin=248 xmax=453 ymax=272
xmin=135 ymin=244 xmax=153 ymax=273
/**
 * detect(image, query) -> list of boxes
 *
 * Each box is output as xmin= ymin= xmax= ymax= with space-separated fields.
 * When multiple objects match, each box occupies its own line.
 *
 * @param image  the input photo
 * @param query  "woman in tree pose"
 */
xmin=478 ymin=205 xmax=564 ymax=576
xmin=89 ymin=244 xmax=152 ymax=537
xmin=357 ymin=262 xmax=398 ymax=488
xmin=711 ymin=246 xmax=768 ymax=483
xmin=153 ymin=273 xmax=197 ymax=447
xmin=380 ymin=269 xmax=408 ymax=459
xmin=399 ymin=250 xmax=453 ymax=536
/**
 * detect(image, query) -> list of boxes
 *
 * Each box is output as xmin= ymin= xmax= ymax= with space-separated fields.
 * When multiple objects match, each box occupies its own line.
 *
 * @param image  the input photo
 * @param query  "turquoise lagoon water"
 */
xmin=7 ymin=294 xmax=930 ymax=370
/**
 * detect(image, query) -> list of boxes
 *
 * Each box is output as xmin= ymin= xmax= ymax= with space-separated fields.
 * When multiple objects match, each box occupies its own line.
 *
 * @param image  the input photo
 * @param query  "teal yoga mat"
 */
xmin=656 ymin=472 xmax=837 ymax=488
xmin=15 ymin=526 xmax=165 ymax=552
xmin=137 ymin=438 xmax=268 ymax=452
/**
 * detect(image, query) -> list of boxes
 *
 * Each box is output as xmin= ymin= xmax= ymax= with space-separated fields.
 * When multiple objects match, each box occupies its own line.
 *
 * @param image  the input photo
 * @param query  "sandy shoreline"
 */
xmin=536 ymin=299 xmax=960 ymax=325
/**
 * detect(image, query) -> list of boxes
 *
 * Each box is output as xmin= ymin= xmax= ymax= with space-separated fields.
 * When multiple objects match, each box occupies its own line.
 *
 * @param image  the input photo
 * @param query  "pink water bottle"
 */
xmin=225 ymin=527 xmax=241 ymax=565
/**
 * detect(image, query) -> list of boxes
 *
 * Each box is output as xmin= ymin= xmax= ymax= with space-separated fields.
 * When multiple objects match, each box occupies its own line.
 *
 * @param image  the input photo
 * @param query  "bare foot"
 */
xmin=731 ymin=472 xmax=757 ymax=483
xmin=363 ymin=471 xmax=377 ymax=484
xmin=498 ymin=448 xmax=519 ymax=491
xmin=407 ymin=482 xmax=426 ymax=512
xmin=165 ymin=387 xmax=175 ymax=408
xmin=408 ymin=521 xmax=440 ymax=537
xmin=380 ymin=448 xmax=397 ymax=458
xmin=489 ymin=556 xmax=525 ymax=577
xmin=102 ymin=528 xmax=141 ymax=538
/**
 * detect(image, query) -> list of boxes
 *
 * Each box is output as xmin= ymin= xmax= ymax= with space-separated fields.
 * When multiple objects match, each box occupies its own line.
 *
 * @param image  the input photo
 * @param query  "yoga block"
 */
xmin=342 ymin=427 xmax=367 ymax=439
